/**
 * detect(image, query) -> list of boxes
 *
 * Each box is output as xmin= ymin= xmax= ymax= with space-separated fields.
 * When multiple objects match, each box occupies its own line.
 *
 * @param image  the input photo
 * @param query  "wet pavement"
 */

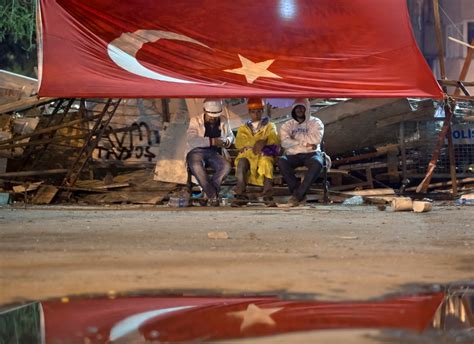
xmin=1 ymin=284 xmax=473 ymax=343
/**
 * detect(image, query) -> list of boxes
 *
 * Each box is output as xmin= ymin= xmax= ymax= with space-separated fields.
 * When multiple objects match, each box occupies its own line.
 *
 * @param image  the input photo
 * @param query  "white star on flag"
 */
xmin=227 ymin=303 xmax=283 ymax=331
xmin=224 ymin=55 xmax=282 ymax=84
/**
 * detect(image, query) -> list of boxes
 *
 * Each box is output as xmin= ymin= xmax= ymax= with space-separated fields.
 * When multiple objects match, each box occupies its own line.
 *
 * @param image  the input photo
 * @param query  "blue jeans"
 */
xmin=277 ymin=152 xmax=323 ymax=201
xmin=186 ymin=147 xmax=231 ymax=199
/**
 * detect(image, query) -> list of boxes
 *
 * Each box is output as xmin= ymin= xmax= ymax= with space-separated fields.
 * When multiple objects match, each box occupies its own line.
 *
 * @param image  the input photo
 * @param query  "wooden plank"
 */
xmin=0 ymin=134 xmax=86 ymax=150
xmin=0 ymin=114 xmax=98 ymax=147
xmin=0 ymin=69 xmax=37 ymax=96
xmin=332 ymin=151 xmax=385 ymax=167
xmin=81 ymin=191 xmax=167 ymax=204
xmin=60 ymin=181 xmax=130 ymax=192
xmin=0 ymin=96 xmax=56 ymax=114
xmin=338 ymin=162 xmax=387 ymax=171
xmin=12 ymin=181 xmax=43 ymax=193
xmin=413 ymin=201 xmax=433 ymax=213
xmin=365 ymin=167 xmax=374 ymax=188
xmin=438 ymin=80 xmax=474 ymax=87
xmin=330 ymin=182 xmax=372 ymax=191
xmin=32 ymin=185 xmax=58 ymax=204
xmin=344 ymin=188 xmax=395 ymax=196
xmin=0 ymin=169 xmax=68 ymax=178
xmin=450 ymin=95 xmax=474 ymax=101
xmin=407 ymin=177 xmax=474 ymax=191
xmin=58 ymin=186 xmax=108 ymax=193
xmin=432 ymin=0 xmax=446 ymax=82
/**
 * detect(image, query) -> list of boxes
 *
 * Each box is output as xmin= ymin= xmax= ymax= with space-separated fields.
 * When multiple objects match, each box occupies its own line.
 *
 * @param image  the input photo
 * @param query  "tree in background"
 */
xmin=0 ymin=0 xmax=37 ymax=77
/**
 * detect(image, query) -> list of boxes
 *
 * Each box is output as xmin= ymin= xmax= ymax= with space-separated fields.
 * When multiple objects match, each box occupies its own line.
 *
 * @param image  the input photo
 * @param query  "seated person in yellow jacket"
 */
xmin=233 ymin=98 xmax=280 ymax=204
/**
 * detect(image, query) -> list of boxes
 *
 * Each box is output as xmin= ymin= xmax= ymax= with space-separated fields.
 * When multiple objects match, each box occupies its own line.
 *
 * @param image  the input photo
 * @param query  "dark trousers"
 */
xmin=234 ymin=158 xmax=273 ymax=197
xmin=277 ymin=152 xmax=323 ymax=201
xmin=186 ymin=147 xmax=231 ymax=199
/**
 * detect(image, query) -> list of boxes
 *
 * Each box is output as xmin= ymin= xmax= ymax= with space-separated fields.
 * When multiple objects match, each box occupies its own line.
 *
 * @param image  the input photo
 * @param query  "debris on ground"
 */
xmin=207 ymin=231 xmax=229 ymax=239
xmin=412 ymin=200 xmax=433 ymax=213
xmin=0 ymin=95 xmax=472 ymax=207
xmin=391 ymin=197 xmax=414 ymax=212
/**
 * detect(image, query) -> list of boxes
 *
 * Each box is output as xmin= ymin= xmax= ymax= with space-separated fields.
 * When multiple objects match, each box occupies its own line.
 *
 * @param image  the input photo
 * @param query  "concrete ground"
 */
xmin=1 ymin=203 xmax=473 ymax=306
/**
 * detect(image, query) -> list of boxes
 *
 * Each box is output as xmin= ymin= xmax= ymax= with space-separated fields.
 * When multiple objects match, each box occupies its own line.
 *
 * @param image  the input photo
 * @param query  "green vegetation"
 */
xmin=0 ymin=0 xmax=37 ymax=77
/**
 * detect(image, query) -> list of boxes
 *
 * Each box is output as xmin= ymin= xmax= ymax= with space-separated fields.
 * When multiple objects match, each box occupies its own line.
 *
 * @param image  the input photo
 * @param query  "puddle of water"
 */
xmin=0 ymin=285 xmax=472 ymax=343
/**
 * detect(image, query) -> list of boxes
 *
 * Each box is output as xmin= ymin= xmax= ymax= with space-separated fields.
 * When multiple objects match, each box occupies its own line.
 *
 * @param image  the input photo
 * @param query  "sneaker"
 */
xmin=197 ymin=198 xmax=208 ymax=206
xmin=287 ymin=196 xmax=300 ymax=207
xmin=231 ymin=194 xmax=249 ymax=207
xmin=263 ymin=196 xmax=277 ymax=207
xmin=287 ymin=196 xmax=307 ymax=207
xmin=209 ymin=198 xmax=220 ymax=207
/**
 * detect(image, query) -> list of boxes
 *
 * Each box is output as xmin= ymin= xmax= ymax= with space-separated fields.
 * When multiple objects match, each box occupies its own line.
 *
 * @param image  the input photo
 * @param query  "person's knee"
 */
xmin=307 ymin=157 xmax=323 ymax=174
xmin=308 ymin=155 xmax=323 ymax=167
xmin=186 ymin=151 xmax=201 ymax=165
xmin=260 ymin=157 xmax=274 ymax=168
xmin=237 ymin=158 xmax=250 ymax=170
xmin=277 ymin=156 xmax=288 ymax=169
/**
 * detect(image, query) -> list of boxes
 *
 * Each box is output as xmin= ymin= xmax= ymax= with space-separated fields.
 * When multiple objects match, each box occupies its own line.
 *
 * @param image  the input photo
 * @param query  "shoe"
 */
xmin=197 ymin=198 xmax=208 ymax=206
xmin=263 ymin=196 xmax=277 ymax=207
xmin=287 ymin=196 xmax=299 ymax=207
xmin=287 ymin=196 xmax=307 ymax=207
xmin=231 ymin=194 xmax=249 ymax=207
xmin=209 ymin=198 xmax=220 ymax=207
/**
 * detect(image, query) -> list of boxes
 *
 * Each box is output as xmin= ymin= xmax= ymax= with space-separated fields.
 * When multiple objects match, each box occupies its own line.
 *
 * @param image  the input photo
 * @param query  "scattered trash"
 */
xmin=455 ymin=193 xmax=474 ymax=206
xmin=168 ymin=191 xmax=190 ymax=207
xmin=0 ymin=192 xmax=11 ymax=205
xmin=207 ymin=231 xmax=229 ymax=239
xmin=168 ymin=196 xmax=189 ymax=207
xmin=342 ymin=196 xmax=364 ymax=206
xmin=12 ymin=181 xmax=43 ymax=193
xmin=455 ymin=198 xmax=474 ymax=206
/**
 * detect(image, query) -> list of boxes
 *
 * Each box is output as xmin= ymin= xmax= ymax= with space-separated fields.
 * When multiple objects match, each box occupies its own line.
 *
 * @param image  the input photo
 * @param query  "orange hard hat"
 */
xmin=247 ymin=98 xmax=265 ymax=110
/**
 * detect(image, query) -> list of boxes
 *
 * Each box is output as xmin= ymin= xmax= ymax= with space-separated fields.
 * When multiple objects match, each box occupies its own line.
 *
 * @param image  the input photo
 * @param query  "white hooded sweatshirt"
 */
xmin=280 ymin=98 xmax=324 ymax=155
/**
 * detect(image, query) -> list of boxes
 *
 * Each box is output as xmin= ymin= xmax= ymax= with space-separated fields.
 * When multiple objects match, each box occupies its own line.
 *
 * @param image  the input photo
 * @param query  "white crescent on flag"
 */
xmin=109 ymin=305 xmax=194 ymax=341
xmin=107 ymin=30 xmax=211 ymax=84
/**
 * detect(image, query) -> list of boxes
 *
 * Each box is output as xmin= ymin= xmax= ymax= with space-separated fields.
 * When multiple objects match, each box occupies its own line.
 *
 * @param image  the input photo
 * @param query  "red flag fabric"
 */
xmin=37 ymin=0 xmax=443 ymax=98
xmin=41 ymin=293 xmax=444 ymax=342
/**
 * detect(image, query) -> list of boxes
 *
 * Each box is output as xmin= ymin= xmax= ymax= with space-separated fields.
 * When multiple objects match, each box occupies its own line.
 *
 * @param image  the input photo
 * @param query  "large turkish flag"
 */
xmin=37 ymin=0 xmax=443 ymax=98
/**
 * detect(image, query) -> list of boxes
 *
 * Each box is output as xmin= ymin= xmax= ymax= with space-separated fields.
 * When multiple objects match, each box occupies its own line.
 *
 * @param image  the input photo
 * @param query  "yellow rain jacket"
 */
xmin=234 ymin=117 xmax=280 ymax=186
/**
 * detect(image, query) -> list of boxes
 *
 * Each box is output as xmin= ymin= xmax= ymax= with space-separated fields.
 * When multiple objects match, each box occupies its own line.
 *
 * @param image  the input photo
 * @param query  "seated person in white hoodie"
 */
xmin=186 ymin=99 xmax=234 ymax=206
xmin=278 ymin=98 xmax=324 ymax=207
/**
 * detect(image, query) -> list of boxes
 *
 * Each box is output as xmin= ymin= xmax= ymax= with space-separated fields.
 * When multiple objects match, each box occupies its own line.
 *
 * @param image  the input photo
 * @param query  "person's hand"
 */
xmin=213 ymin=138 xmax=226 ymax=147
xmin=253 ymin=139 xmax=267 ymax=154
